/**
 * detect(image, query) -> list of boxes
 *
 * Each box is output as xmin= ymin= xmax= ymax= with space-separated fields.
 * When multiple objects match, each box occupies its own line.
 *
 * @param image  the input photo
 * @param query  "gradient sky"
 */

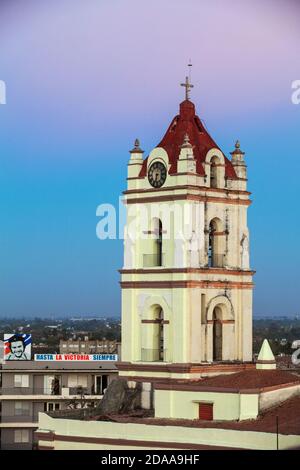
xmin=0 ymin=0 xmax=299 ymax=317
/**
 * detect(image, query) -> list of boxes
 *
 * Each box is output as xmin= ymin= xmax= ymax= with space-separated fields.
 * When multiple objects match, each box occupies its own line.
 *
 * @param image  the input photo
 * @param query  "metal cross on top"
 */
xmin=181 ymin=75 xmax=194 ymax=101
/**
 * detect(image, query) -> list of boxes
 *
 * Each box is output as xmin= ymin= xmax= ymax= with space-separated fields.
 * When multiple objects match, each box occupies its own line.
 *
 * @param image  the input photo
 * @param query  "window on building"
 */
xmin=156 ymin=219 xmax=163 ymax=267
xmin=158 ymin=308 xmax=164 ymax=361
xmin=210 ymin=156 xmax=219 ymax=188
xmin=141 ymin=304 xmax=165 ymax=362
xmin=43 ymin=375 xmax=61 ymax=395
xmin=208 ymin=218 xmax=224 ymax=268
xmin=144 ymin=218 xmax=164 ymax=268
xmin=14 ymin=374 xmax=29 ymax=388
xmin=15 ymin=401 xmax=30 ymax=416
xmin=94 ymin=375 xmax=109 ymax=395
xmin=14 ymin=429 xmax=30 ymax=443
xmin=208 ymin=222 xmax=215 ymax=267
xmin=44 ymin=402 xmax=60 ymax=412
xmin=213 ymin=306 xmax=223 ymax=361
xmin=68 ymin=374 xmax=88 ymax=389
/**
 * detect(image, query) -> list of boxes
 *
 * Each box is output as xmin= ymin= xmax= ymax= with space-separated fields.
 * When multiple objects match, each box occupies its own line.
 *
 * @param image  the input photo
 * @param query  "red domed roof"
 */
xmin=139 ymin=100 xmax=237 ymax=179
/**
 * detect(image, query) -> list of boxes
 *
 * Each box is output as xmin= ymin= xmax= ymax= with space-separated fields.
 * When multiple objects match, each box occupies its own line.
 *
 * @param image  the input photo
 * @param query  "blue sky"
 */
xmin=0 ymin=0 xmax=299 ymax=317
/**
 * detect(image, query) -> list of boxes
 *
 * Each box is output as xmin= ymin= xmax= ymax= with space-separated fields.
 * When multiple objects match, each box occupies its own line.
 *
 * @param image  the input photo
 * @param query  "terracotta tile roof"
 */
xmin=139 ymin=99 xmax=238 ymax=179
xmin=190 ymin=369 xmax=300 ymax=390
xmin=153 ymin=369 xmax=300 ymax=393
xmin=154 ymin=369 xmax=300 ymax=393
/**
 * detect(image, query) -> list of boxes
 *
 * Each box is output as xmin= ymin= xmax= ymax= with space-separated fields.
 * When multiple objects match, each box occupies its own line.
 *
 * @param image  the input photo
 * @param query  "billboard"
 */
xmin=4 ymin=334 xmax=32 ymax=360
xmin=34 ymin=353 xmax=118 ymax=361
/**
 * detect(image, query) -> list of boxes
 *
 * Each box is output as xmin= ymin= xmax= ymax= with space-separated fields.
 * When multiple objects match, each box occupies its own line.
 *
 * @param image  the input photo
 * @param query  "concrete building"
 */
xmin=59 ymin=338 xmax=119 ymax=355
xmin=0 ymin=360 xmax=117 ymax=450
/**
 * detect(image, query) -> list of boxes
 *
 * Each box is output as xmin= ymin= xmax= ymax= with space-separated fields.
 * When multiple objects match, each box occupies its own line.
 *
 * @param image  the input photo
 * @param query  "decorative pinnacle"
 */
xmin=181 ymin=133 xmax=192 ymax=148
xmin=230 ymin=139 xmax=245 ymax=156
xmin=130 ymin=138 xmax=144 ymax=153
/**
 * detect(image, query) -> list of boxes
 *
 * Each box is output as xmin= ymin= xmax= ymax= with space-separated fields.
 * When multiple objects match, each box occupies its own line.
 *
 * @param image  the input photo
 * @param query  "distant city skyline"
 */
xmin=0 ymin=0 xmax=299 ymax=317
xmin=0 ymin=312 xmax=299 ymax=321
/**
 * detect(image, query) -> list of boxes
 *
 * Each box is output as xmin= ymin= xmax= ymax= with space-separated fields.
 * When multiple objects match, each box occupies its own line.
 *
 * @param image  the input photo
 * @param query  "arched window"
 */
xmin=143 ymin=218 xmax=163 ymax=267
xmin=208 ymin=218 xmax=224 ymax=268
xmin=210 ymin=156 xmax=220 ymax=188
xmin=156 ymin=219 xmax=163 ymax=267
xmin=158 ymin=307 xmax=164 ymax=361
xmin=212 ymin=306 xmax=223 ymax=361
xmin=141 ymin=305 xmax=165 ymax=362
xmin=152 ymin=218 xmax=163 ymax=267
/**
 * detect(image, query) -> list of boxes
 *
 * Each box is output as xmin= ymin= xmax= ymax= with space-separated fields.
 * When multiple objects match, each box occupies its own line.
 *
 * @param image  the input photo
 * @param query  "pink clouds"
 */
xmin=0 ymin=0 xmax=299 ymax=138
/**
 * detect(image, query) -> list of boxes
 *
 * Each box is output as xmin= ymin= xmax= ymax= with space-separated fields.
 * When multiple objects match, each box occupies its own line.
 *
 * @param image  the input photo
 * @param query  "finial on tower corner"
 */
xmin=130 ymin=138 xmax=144 ymax=154
xmin=230 ymin=139 xmax=245 ymax=156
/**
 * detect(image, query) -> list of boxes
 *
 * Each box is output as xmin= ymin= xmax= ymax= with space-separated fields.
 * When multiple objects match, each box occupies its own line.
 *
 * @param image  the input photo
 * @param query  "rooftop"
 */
xmin=0 ymin=360 xmax=117 ymax=371
xmin=93 ymin=395 xmax=300 ymax=436
xmin=139 ymin=99 xmax=238 ymax=179
xmin=154 ymin=369 xmax=300 ymax=393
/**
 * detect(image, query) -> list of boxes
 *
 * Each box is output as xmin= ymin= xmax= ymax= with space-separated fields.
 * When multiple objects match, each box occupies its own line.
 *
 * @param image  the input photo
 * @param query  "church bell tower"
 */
xmin=118 ymin=77 xmax=254 ymax=385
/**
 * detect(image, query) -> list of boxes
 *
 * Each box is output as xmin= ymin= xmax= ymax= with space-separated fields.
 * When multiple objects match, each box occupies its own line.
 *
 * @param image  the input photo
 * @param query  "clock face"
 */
xmin=148 ymin=161 xmax=167 ymax=188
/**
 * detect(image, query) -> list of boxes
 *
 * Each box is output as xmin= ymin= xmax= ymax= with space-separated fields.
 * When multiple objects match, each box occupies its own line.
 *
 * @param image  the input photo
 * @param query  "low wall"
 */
xmin=36 ymin=413 xmax=300 ymax=450
xmin=260 ymin=385 xmax=300 ymax=412
xmin=239 ymin=394 xmax=259 ymax=420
